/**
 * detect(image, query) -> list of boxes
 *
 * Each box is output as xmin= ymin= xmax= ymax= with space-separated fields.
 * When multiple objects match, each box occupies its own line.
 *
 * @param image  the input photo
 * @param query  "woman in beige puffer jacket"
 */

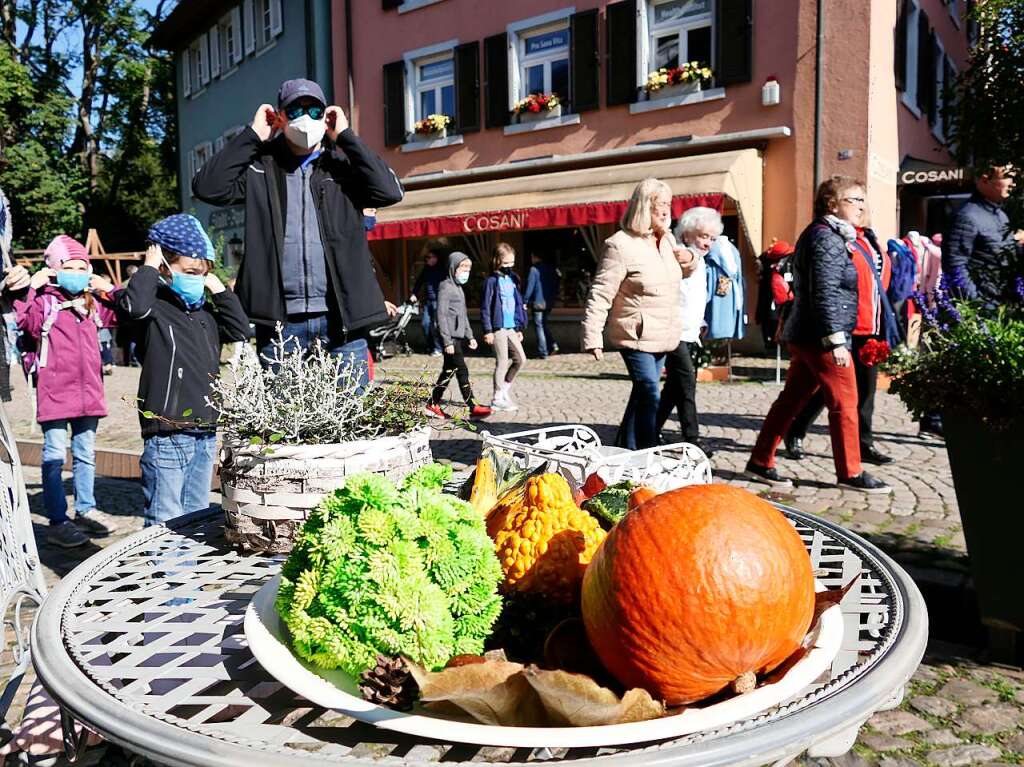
xmin=581 ymin=178 xmax=695 ymax=449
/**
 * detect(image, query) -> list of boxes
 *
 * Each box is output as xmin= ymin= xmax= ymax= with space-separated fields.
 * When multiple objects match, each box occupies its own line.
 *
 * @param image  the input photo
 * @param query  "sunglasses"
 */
xmin=284 ymin=104 xmax=325 ymax=120
xmin=841 ymin=196 xmax=866 ymax=205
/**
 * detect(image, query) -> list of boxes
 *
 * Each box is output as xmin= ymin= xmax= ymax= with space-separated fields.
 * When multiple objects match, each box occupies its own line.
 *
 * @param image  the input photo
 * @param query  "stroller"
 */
xmin=368 ymin=302 xmax=419 ymax=361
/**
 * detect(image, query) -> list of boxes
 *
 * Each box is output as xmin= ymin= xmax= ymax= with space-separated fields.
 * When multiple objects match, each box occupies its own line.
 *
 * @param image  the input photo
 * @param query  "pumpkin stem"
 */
xmin=731 ymin=672 xmax=757 ymax=695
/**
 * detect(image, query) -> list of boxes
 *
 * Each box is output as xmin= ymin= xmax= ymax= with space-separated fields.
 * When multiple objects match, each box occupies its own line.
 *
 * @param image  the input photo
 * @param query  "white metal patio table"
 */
xmin=31 ymin=506 xmax=928 ymax=767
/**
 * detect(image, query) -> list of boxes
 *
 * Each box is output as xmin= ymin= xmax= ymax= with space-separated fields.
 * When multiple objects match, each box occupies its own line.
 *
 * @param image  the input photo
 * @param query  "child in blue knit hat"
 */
xmin=117 ymin=214 xmax=251 ymax=526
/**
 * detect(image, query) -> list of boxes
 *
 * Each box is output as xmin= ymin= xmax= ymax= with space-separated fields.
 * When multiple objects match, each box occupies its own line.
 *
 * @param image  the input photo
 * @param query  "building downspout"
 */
xmin=344 ymin=0 xmax=355 ymax=129
xmin=813 ymin=0 xmax=825 ymax=189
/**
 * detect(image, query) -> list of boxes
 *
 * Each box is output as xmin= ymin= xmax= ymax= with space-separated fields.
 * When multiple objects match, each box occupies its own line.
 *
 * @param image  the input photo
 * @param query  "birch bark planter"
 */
xmin=516 ymin=104 xmax=562 ymax=123
xmin=220 ymin=427 xmax=432 ymax=553
xmin=648 ymin=81 xmax=701 ymax=100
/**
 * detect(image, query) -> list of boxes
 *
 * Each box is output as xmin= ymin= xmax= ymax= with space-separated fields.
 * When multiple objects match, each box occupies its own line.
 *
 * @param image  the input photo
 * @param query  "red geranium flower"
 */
xmin=858 ymin=339 xmax=891 ymax=367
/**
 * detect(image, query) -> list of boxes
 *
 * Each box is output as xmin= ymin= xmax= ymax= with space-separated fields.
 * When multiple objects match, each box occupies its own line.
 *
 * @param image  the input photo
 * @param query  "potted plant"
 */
xmin=412 ymin=113 xmax=451 ymax=141
xmin=211 ymin=337 xmax=433 ymax=553
xmin=512 ymin=93 xmax=562 ymax=123
xmin=644 ymin=61 xmax=713 ymax=100
xmin=884 ymin=273 xmax=1024 ymax=641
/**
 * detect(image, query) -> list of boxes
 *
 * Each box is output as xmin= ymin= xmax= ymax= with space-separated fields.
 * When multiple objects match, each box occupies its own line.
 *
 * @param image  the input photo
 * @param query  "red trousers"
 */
xmin=751 ymin=343 xmax=862 ymax=480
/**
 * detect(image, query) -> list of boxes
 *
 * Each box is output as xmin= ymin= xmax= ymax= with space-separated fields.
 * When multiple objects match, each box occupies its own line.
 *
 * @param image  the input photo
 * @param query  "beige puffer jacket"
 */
xmin=581 ymin=229 xmax=684 ymax=353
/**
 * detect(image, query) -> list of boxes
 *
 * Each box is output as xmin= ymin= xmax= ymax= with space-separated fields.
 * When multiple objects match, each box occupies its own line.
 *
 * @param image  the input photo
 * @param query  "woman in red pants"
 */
xmin=746 ymin=177 xmax=891 ymax=494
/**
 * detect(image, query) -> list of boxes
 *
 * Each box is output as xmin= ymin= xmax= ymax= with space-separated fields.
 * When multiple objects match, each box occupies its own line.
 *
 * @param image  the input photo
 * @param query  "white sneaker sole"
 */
xmin=839 ymin=483 xmax=893 ymax=495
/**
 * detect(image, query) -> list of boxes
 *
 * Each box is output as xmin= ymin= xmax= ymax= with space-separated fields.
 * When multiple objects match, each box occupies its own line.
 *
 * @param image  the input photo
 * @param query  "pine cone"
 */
xmin=358 ymin=654 xmax=418 ymax=711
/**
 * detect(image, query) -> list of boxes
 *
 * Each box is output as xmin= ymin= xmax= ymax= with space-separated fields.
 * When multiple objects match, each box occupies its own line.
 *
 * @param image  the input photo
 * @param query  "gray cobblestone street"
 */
xmin=6 ymin=354 xmax=1022 ymax=766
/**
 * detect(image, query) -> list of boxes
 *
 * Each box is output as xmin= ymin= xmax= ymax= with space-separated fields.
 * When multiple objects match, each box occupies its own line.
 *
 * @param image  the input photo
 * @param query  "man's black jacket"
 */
xmin=192 ymin=127 xmax=404 ymax=331
xmin=116 ymin=265 xmax=251 ymax=437
xmin=782 ymin=217 xmax=859 ymax=350
xmin=942 ymin=192 xmax=1021 ymax=307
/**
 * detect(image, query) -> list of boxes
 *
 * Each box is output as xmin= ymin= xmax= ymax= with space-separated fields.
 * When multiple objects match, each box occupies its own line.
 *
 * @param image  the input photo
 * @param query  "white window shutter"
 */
xmin=199 ymin=34 xmax=210 ymax=85
xmin=215 ymin=136 xmax=226 ymax=153
xmin=182 ymin=51 xmax=192 ymax=97
xmin=231 ymin=7 xmax=244 ymax=63
xmin=244 ymin=0 xmax=256 ymax=54
xmin=270 ymin=0 xmax=283 ymax=37
xmin=209 ymin=26 xmax=221 ymax=78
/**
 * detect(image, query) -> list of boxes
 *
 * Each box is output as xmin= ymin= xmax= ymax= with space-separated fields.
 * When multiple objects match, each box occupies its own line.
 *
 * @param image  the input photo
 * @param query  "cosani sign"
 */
xmin=899 ymin=167 xmax=967 ymax=185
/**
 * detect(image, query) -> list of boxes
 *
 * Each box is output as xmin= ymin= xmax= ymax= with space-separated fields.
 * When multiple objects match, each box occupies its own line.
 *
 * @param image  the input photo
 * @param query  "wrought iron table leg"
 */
xmin=60 ymin=707 xmax=89 ymax=763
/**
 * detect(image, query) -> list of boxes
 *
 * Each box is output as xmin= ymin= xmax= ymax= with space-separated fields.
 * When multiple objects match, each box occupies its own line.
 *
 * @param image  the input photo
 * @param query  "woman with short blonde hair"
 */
xmin=581 ymin=178 xmax=691 ymax=449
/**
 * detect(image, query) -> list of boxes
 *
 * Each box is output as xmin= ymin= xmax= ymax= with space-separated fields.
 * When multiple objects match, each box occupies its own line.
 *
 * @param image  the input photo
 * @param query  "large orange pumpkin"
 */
xmin=581 ymin=484 xmax=815 ymax=705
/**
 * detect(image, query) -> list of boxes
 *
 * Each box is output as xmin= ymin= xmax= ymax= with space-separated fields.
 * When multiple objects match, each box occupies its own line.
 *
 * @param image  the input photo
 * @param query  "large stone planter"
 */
xmin=942 ymin=413 xmax=1024 ymax=642
xmin=219 ymin=427 xmax=432 ymax=553
xmin=516 ymin=103 xmax=562 ymax=123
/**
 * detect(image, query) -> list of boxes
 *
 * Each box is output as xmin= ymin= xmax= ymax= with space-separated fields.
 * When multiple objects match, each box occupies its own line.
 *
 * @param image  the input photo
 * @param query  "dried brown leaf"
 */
xmin=406 ymin=658 xmax=547 ymax=726
xmin=522 ymin=666 xmax=665 ymax=726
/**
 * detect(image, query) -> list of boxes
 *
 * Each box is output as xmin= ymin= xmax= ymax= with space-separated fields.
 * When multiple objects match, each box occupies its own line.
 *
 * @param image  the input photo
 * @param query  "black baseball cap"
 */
xmin=277 ymin=78 xmax=326 ymax=109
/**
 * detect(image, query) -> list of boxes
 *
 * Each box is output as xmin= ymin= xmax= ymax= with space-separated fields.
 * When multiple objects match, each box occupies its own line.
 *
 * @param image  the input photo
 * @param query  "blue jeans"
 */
xmin=616 ymin=351 xmax=666 ymax=450
xmin=532 ymin=308 xmax=556 ymax=358
xmin=256 ymin=313 xmax=371 ymax=388
xmin=421 ymin=301 xmax=442 ymax=353
xmin=141 ymin=432 xmax=217 ymax=527
xmin=41 ymin=417 xmax=99 ymax=525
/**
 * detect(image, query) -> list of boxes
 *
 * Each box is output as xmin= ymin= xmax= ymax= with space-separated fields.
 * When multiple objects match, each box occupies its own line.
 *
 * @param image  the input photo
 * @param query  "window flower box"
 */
xmin=513 ymin=93 xmax=562 ymax=123
xmin=412 ymin=114 xmax=452 ymax=142
xmin=644 ymin=63 xmax=713 ymax=100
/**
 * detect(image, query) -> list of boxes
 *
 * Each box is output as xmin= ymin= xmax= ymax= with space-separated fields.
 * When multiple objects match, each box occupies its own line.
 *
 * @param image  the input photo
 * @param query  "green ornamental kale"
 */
xmin=581 ymin=481 xmax=637 ymax=526
xmin=275 ymin=464 xmax=503 ymax=676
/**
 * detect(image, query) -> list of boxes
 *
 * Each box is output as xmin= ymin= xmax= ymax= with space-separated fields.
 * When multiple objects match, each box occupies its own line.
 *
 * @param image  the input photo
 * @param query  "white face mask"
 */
xmin=284 ymin=114 xmax=326 ymax=150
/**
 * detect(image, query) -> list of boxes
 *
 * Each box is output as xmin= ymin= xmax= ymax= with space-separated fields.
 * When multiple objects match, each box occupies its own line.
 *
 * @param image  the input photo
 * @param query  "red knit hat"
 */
xmin=765 ymin=239 xmax=795 ymax=261
xmin=44 ymin=235 xmax=90 ymax=270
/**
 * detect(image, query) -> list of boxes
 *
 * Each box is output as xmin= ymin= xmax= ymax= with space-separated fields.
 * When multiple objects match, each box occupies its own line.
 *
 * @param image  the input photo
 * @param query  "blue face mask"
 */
xmin=56 ymin=270 xmax=90 ymax=295
xmin=170 ymin=272 xmax=207 ymax=308
xmin=455 ymin=272 xmax=470 ymax=285
xmin=363 ymin=215 xmax=377 ymax=231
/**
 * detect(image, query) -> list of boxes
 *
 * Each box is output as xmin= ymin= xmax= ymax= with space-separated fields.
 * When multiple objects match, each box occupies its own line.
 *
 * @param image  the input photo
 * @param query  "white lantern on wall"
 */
xmin=762 ymin=76 xmax=781 ymax=107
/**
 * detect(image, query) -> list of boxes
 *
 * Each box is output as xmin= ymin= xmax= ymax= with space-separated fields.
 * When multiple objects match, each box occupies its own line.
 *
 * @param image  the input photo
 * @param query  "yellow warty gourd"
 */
xmin=487 ymin=473 xmax=606 ymax=602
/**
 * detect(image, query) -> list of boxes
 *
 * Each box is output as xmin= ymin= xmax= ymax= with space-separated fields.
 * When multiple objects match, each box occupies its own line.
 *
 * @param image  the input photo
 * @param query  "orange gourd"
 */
xmin=627 ymin=486 xmax=658 ymax=512
xmin=581 ymin=484 xmax=815 ymax=705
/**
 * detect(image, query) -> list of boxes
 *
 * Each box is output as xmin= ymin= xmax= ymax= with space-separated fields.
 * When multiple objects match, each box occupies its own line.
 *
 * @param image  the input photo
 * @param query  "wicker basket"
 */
xmin=219 ymin=427 xmax=432 ymax=553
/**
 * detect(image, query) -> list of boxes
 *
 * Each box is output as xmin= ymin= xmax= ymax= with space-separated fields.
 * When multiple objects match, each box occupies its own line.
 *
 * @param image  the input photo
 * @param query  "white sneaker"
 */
xmin=490 ymin=388 xmax=518 ymax=412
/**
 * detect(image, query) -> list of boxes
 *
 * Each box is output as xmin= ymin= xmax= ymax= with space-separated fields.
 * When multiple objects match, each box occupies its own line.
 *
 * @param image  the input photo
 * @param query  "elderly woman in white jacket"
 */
xmin=655 ymin=206 xmax=722 ymax=454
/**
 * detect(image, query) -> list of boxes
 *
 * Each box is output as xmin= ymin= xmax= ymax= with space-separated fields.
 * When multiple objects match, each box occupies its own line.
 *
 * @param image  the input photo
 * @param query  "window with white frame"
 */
xmin=646 ymin=0 xmax=713 ymax=73
xmin=218 ymin=12 xmax=240 ymax=73
xmin=414 ymin=54 xmax=455 ymax=121
xmin=902 ymin=0 xmax=921 ymax=113
xmin=247 ymin=0 xmax=282 ymax=51
xmin=518 ymin=23 xmax=570 ymax=101
xmin=188 ymin=40 xmax=203 ymax=93
xmin=189 ymin=141 xmax=214 ymax=193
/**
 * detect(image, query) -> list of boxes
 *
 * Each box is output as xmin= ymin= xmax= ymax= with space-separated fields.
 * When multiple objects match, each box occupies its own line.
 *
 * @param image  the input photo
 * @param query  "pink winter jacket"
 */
xmin=15 ymin=284 xmax=117 ymax=423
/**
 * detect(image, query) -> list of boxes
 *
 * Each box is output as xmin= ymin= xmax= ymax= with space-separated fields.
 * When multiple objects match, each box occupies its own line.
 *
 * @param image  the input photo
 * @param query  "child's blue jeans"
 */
xmin=41 ymin=417 xmax=99 ymax=525
xmin=140 ymin=431 xmax=217 ymax=527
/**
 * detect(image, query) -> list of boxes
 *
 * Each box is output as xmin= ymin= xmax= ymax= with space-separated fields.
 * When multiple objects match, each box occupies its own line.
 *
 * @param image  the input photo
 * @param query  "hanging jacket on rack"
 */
xmin=704 ymin=236 xmax=746 ymax=340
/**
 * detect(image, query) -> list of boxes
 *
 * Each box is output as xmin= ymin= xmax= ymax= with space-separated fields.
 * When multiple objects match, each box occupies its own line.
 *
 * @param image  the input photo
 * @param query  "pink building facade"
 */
xmin=334 ymin=0 xmax=971 ymax=350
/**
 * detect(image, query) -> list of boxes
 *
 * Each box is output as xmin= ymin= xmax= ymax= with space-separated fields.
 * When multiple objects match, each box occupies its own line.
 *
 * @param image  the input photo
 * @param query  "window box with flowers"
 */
xmin=644 ymin=62 xmax=713 ymax=100
xmin=412 ymin=113 xmax=452 ymax=142
xmin=512 ymin=93 xmax=562 ymax=124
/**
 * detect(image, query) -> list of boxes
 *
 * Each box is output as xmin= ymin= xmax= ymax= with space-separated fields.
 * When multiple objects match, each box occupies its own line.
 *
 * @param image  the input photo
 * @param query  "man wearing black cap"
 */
xmin=192 ymin=78 xmax=403 ymax=377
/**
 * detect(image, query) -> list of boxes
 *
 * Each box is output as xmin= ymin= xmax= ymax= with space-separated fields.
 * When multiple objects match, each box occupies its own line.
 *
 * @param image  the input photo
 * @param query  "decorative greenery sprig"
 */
xmin=207 ymin=333 xmax=429 ymax=446
xmin=276 ymin=465 xmax=504 ymax=675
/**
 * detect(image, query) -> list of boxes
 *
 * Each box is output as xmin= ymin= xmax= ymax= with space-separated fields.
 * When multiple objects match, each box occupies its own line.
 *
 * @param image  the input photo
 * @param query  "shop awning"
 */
xmin=370 ymin=148 xmax=764 ymax=250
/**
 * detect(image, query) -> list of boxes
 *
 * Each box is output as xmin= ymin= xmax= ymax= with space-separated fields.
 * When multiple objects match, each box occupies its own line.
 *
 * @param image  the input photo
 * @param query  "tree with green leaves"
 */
xmin=945 ymin=0 xmax=1024 ymax=221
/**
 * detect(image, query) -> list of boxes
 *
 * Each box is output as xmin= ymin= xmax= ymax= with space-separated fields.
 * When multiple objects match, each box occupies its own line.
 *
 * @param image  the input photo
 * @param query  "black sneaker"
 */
xmin=784 ymin=436 xmax=805 ymax=460
xmin=839 ymin=472 xmax=892 ymax=494
xmin=860 ymin=445 xmax=893 ymax=465
xmin=744 ymin=461 xmax=793 ymax=489
xmin=693 ymin=440 xmax=715 ymax=458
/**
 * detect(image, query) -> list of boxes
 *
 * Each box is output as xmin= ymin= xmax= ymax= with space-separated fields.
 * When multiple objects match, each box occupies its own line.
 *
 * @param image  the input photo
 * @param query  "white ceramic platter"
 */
xmin=244 ymin=574 xmax=843 ymax=748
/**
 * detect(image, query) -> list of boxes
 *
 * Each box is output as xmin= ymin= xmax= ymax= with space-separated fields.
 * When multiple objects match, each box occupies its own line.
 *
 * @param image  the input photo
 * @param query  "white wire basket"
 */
xmin=479 ymin=425 xmax=712 ymax=492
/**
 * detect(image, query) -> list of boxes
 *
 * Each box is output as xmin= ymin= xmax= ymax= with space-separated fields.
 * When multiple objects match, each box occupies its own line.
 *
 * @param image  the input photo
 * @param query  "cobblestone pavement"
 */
xmin=5 ymin=355 xmax=1022 ymax=766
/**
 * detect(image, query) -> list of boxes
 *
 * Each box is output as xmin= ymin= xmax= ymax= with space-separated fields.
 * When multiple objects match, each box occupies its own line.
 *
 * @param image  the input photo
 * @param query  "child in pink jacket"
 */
xmin=16 ymin=235 xmax=117 ymax=548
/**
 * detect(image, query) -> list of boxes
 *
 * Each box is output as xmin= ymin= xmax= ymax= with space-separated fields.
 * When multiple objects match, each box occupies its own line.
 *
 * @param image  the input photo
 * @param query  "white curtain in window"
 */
xmin=243 ymin=0 xmax=256 ymax=54
xmin=231 ymin=7 xmax=244 ymax=63
xmin=209 ymin=25 xmax=221 ymax=78
xmin=270 ymin=0 xmax=283 ymax=37
xmin=182 ymin=51 xmax=192 ymax=97
xmin=506 ymin=33 xmax=520 ymax=109
xmin=636 ymin=0 xmax=650 ymax=87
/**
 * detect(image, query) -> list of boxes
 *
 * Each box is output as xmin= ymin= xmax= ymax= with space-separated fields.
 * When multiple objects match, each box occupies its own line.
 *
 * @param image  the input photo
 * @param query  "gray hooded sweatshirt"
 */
xmin=436 ymin=251 xmax=474 ymax=347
